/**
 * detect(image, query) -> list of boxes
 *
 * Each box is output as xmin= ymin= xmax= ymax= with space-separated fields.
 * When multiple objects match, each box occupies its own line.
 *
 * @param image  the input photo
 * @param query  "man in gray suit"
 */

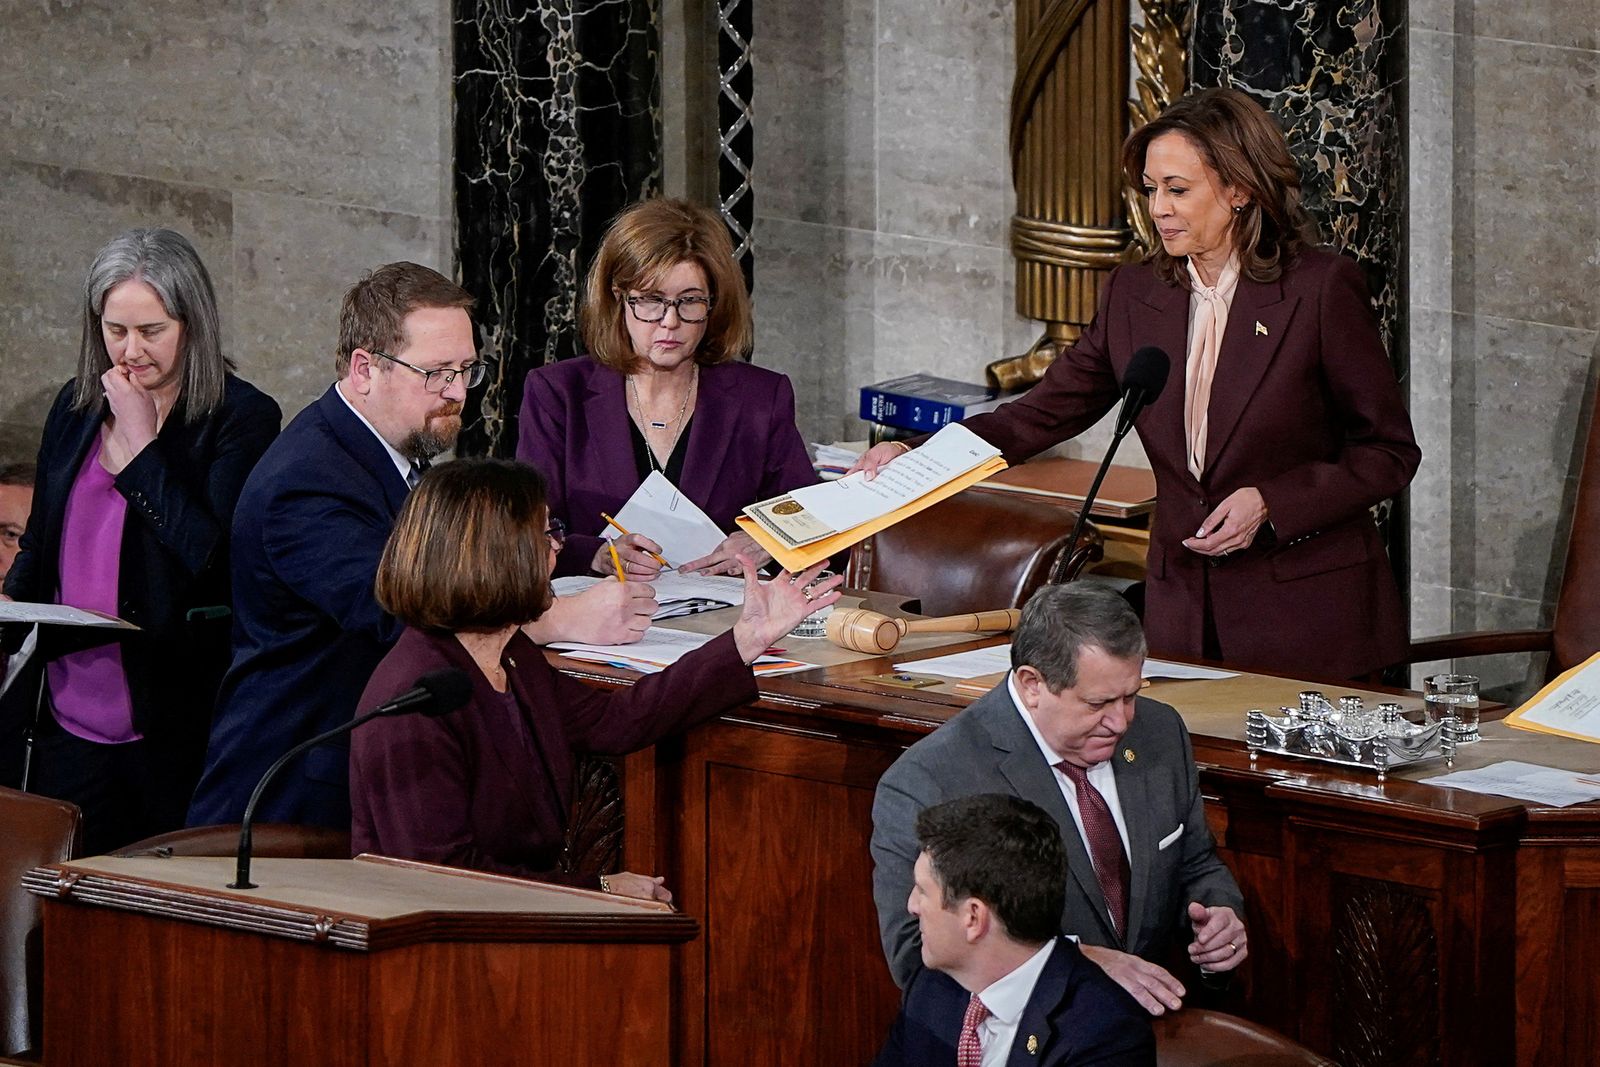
xmin=871 ymin=583 xmax=1247 ymax=1015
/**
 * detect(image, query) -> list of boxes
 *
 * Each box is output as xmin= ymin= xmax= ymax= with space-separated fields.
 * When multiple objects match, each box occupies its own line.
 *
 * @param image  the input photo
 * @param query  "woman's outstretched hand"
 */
xmin=731 ymin=557 xmax=844 ymax=663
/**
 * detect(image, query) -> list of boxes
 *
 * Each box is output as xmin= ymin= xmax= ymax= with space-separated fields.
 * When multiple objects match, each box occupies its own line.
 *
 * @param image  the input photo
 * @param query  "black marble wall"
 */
xmin=453 ymin=0 xmax=662 ymax=458
xmin=1189 ymin=0 xmax=1407 ymax=363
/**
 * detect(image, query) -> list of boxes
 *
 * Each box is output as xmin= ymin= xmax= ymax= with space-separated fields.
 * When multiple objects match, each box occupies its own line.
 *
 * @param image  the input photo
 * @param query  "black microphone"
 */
xmin=228 ymin=668 xmax=473 ymax=889
xmin=1049 ymin=347 xmax=1172 ymax=585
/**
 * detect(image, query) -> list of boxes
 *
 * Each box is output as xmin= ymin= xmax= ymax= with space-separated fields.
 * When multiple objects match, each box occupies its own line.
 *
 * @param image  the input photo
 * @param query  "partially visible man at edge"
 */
xmin=188 ymin=263 xmax=656 ymax=829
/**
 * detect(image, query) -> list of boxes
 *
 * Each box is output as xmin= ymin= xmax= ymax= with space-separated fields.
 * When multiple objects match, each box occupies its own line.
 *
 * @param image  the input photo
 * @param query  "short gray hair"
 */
xmin=1011 ymin=584 xmax=1146 ymax=692
xmin=73 ymin=228 xmax=231 ymax=422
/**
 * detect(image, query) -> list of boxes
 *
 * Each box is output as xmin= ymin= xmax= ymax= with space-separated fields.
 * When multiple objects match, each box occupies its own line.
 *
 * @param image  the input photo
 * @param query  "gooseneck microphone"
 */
xmin=1048 ymin=346 xmax=1172 ymax=585
xmin=229 ymin=668 xmax=473 ymax=889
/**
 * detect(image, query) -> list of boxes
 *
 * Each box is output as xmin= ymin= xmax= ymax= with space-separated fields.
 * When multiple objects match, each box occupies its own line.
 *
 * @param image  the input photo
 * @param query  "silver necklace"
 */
xmin=628 ymin=367 xmax=696 ymax=471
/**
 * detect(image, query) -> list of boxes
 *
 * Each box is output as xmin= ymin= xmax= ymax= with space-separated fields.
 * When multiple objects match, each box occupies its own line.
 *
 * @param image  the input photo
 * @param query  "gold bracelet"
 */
xmin=598 ymin=874 xmax=612 ymax=893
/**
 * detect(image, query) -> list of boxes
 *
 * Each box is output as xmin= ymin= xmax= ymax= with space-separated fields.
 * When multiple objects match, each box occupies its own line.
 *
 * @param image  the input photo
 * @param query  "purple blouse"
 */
xmin=47 ymin=432 xmax=138 ymax=743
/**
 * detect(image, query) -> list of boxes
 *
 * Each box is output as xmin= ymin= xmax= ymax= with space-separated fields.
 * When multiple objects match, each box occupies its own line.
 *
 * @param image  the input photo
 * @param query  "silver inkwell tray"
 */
xmin=1246 ymin=692 xmax=1462 ymax=780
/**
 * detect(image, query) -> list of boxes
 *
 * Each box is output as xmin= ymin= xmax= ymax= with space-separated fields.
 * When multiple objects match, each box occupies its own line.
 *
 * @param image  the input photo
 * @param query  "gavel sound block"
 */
xmin=825 ymin=608 xmax=1021 ymax=654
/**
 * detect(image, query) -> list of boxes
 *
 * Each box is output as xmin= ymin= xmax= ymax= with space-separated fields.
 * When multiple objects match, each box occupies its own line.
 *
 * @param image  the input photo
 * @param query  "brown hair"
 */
xmin=581 ymin=197 xmax=752 ymax=372
xmin=375 ymin=458 xmax=554 ymax=634
xmin=1121 ymin=87 xmax=1320 ymax=287
xmin=336 ymin=262 xmax=475 ymax=375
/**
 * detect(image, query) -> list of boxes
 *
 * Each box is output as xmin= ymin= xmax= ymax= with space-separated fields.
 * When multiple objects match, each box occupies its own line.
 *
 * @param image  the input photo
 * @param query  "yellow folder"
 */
xmin=736 ymin=455 xmax=1009 ymax=572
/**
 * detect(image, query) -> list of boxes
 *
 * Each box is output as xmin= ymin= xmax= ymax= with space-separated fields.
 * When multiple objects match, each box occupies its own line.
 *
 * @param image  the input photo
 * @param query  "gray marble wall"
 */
xmin=748 ymin=0 xmax=1138 ymax=464
xmin=0 ymin=0 xmax=454 ymax=463
xmin=1407 ymin=0 xmax=1600 ymax=694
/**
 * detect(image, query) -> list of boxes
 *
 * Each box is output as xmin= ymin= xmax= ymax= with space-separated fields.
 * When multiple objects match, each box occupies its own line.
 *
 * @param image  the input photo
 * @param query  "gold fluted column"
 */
xmin=993 ymin=0 xmax=1188 ymax=390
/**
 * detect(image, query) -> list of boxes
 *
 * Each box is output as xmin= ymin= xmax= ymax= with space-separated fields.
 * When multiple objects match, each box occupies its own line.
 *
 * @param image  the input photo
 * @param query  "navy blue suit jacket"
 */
xmin=189 ymin=385 xmax=409 ymax=828
xmin=874 ymin=939 xmax=1154 ymax=1067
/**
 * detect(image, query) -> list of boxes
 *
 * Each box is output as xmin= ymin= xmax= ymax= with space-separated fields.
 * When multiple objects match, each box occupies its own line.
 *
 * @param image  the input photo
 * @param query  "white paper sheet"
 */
xmin=551 ymin=572 xmax=745 ymax=621
xmin=1142 ymin=659 xmax=1238 ymax=681
xmin=783 ymin=424 xmax=1001 ymax=530
xmin=550 ymin=627 xmax=717 ymax=666
xmin=598 ymin=471 xmax=726 ymax=567
xmin=894 ymin=644 xmax=1015 ymax=679
xmin=0 ymin=602 xmax=136 ymax=629
xmin=1419 ymin=761 xmax=1600 ymax=807
xmin=1507 ymin=651 xmax=1600 ymax=742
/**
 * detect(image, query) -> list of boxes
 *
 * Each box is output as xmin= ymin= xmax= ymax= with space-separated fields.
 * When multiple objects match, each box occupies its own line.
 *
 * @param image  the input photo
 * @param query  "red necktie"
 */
xmin=957 ymin=993 xmax=990 ymax=1067
xmin=1059 ymin=761 xmax=1130 ymax=938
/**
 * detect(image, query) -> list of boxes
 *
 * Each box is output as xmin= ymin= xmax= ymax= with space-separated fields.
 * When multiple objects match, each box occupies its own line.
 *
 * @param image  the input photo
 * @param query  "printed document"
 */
xmin=600 ymin=471 xmax=726 ymax=567
xmin=1420 ymin=761 xmax=1600 ymax=807
xmin=1506 ymin=650 xmax=1600 ymax=743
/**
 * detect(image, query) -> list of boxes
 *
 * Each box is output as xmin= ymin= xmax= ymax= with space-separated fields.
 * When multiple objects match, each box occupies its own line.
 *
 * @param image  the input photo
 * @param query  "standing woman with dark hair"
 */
xmin=1 ymin=228 xmax=281 ymax=852
xmin=517 ymin=197 xmax=818 ymax=580
xmin=853 ymin=88 xmax=1420 ymax=678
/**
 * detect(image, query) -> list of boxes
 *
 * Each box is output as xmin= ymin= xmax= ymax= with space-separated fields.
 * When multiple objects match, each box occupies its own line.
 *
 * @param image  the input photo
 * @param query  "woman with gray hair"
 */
xmin=1 ymin=227 xmax=281 ymax=852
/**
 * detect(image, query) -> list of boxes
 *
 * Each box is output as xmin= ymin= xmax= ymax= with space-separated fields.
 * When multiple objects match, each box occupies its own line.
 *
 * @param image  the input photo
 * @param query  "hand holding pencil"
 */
xmin=595 ymin=512 xmax=665 ymax=581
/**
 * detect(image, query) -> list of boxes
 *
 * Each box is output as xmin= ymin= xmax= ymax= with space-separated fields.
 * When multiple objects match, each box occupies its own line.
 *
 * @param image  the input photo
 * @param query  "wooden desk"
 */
xmin=553 ymin=630 xmax=1600 ymax=1067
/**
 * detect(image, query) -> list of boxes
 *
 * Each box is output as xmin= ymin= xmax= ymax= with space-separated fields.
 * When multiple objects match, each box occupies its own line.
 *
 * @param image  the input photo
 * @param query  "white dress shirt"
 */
xmin=335 ymin=382 xmax=413 ymax=486
xmin=974 ymin=938 xmax=1057 ymax=1065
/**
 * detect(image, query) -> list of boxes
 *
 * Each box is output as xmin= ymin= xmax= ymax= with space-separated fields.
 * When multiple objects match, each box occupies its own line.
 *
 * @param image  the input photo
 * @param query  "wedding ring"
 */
xmin=1227 ymin=942 xmax=1237 ymax=954
xmin=801 ymin=586 xmax=814 ymax=602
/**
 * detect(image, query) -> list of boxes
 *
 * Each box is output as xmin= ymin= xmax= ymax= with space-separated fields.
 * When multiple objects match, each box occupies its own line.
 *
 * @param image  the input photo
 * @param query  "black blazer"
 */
xmin=873 ymin=938 xmax=1154 ymax=1066
xmin=3 ymin=375 xmax=281 ymax=752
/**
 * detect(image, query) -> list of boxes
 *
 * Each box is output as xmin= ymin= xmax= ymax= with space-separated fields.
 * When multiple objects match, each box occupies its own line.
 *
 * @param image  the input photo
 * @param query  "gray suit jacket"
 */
xmin=871 ymin=681 xmax=1244 ymax=989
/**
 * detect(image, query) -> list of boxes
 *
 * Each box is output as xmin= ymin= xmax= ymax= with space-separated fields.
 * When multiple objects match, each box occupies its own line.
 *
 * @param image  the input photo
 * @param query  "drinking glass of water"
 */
xmin=1425 ymin=674 xmax=1480 ymax=743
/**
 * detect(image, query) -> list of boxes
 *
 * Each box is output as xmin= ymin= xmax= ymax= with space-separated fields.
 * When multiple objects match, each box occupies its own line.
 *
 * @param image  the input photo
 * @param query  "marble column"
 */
xmin=453 ymin=0 xmax=663 ymax=457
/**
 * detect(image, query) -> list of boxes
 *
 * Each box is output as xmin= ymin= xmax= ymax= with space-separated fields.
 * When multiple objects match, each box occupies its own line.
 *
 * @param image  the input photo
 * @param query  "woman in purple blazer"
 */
xmin=348 ymin=458 xmax=840 ymax=899
xmin=517 ymin=198 xmax=817 ymax=580
xmin=855 ymin=90 xmax=1419 ymax=678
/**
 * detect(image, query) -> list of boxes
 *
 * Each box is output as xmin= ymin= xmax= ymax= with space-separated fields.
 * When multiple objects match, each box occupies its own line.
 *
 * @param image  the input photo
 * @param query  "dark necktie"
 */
xmin=957 ymin=993 xmax=990 ymax=1067
xmin=1058 ymin=761 xmax=1130 ymax=938
xmin=407 ymin=458 xmax=431 ymax=490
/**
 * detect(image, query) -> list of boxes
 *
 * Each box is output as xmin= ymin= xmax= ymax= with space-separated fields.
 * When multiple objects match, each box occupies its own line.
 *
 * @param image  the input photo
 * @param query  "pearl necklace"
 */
xmin=628 ymin=367 xmax=696 ymax=472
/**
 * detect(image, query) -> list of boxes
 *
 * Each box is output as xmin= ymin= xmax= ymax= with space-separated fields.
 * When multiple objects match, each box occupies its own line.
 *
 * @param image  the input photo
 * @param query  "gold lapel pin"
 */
xmin=1123 ymin=749 xmax=1136 ymax=763
xmin=1254 ymin=320 xmax=1268 ymax=336
xmin=1027 ymin=1034 xmax=1039 ymax=1055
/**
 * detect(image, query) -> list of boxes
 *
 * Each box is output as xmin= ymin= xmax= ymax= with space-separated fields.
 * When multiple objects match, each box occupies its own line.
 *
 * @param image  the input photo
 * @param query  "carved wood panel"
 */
xmin=1329 ymin=875 xmax=1441 ymax=1067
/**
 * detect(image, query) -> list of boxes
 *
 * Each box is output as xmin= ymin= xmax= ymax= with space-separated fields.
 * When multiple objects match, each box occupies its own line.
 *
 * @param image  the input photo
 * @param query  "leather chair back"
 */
xmin=1153 ymin=1009 xmax=1337 ymax=1066
xmin=1550 ymin=385 xmax=1600 ymax=676
xmin=846 ymin=490 xmax=1100 ymax=616
xmin=0 ymin=786 xmax=81 ymax=1059
xmin=112 ymin=823 xmax=351 ymax=860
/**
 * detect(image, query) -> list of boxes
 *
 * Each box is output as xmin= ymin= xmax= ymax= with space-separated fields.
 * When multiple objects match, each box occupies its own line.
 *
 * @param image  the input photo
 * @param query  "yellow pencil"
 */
xmin=600 ymin=512 xmax=670 ymax=567
xmin=607 ymin=540 xmax=626 ymax=582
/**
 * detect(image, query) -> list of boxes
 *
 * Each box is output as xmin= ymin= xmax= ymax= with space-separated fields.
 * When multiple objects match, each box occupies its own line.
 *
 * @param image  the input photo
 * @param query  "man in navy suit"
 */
xmin=875 ymin=793 xmax=1153 ymax=1066
xmin=188 ymin=263 xmax=658 ymax=829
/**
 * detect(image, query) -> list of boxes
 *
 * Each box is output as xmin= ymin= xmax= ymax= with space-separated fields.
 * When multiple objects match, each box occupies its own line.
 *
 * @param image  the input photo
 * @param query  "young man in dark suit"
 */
xmin=875 ymin=792 xmax=1153 ymax=1066
xmin=189 ymin=263 xmax=658 ymax=830
xmin=872 ymin=583 xmax=1247 ymax=1015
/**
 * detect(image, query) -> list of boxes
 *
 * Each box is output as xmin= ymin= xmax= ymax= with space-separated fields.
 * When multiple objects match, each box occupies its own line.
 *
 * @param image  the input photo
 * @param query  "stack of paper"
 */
xmin=551 ymin=572 xmax=746 ymax=621
xmin=1507 ymin=650 xmax=1600 ymax=744
xmin=813 ymin=442 xmax=866 ymax=480
xmin=738 ymin=424 xmax=1008 ymax=571
xmin=549 ymin=628 xmax=814 ymax=676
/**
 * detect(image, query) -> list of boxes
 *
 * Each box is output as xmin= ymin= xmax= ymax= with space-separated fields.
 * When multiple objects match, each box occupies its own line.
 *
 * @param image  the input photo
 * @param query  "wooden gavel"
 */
xmin=824 ymin=608 xmax=1021 ymax=654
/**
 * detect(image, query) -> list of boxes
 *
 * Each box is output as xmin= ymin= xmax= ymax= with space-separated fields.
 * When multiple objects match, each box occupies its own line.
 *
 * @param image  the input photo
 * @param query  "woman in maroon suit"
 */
xmin=348 ymin=458 xmax=840 ymax=900
xmin=856 ymin=89 xmax=1419 ymax=678
xmin=517 ymin=197 xmax=817 ymax=581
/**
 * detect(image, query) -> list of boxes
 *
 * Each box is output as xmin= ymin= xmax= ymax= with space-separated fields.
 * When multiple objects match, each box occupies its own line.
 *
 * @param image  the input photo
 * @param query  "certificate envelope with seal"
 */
xmin=738 ymin=423 xmax=1007 ymax=570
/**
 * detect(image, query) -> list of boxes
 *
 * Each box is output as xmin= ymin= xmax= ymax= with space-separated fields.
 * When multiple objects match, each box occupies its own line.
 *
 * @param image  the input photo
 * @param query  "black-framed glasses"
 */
xmin=370 ymin=349 xmax=488 ymax=393
xmin=545 ymin=517 xmax=567 ymax=549
xmin=624 ymin=293 xmax=714 ymax=324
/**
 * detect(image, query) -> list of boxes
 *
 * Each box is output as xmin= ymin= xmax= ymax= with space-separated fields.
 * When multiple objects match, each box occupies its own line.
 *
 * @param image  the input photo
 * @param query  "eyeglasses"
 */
xmin=624 ymin=294 xmax=714 ymax=324
xmin=545 ymin=517 xmax=567 ymax=549
xmin=369 ymin=350 xmax=488 ymax=393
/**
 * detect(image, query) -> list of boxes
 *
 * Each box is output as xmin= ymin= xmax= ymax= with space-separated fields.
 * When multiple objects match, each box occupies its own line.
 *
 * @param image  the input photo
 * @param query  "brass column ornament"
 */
xmin=994 ymin=0 xmax=1189 ymax=390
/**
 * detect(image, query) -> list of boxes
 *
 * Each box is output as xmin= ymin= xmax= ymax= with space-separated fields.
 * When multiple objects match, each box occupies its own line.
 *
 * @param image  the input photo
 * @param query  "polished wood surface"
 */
xmin=32 ymin=856 xmax=691 ymax=1066
xmin=553 ymin=627 xmax=1600 ymax=1067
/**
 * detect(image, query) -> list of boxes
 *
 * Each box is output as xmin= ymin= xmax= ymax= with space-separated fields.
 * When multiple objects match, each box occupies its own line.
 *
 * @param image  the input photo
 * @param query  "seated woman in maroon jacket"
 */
xmin=349 ymin=457 xmax=840 ymax=901
xmin=517 ymin=197 xmax=817 ymax=581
